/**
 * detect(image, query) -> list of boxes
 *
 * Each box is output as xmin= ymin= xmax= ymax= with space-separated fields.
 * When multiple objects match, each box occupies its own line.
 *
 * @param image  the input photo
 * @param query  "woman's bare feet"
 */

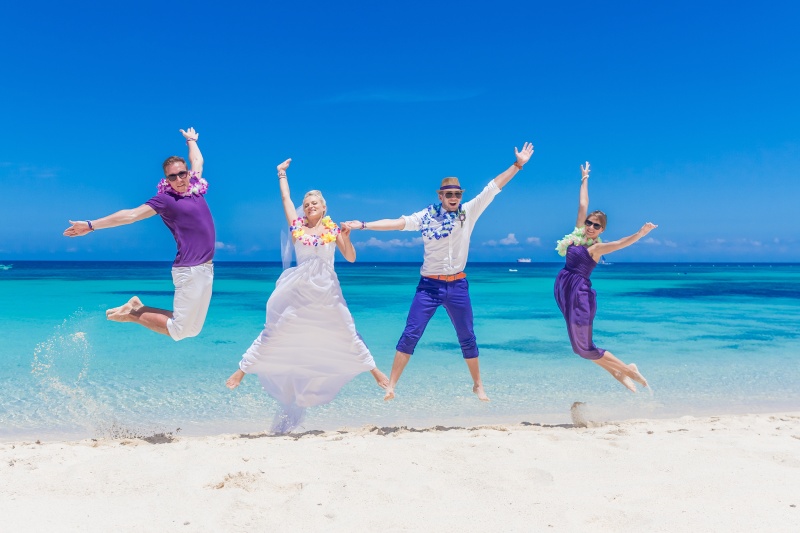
xmin=628 ymin=363 xmax=648 ymax=388
xmin=473 ymin=384 xmax=490 ymax=401
xmin=370 ymin=368 xmax=389 ymax=389
xmin=226 ymin=369 xmax=245 ymax=390
xmin=106 ymin=296 xmax=143 ymax=322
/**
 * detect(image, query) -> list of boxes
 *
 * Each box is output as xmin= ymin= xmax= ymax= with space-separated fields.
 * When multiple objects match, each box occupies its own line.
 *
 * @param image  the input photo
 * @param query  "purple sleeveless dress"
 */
xmin=554 ymin=245 xmax=605 ymax=360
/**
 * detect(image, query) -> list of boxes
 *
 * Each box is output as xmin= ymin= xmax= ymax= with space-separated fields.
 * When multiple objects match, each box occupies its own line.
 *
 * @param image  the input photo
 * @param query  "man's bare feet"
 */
xmin=226 ymin=369 xmax=245 ymax=390
xmin=383 ymin=387 xmax=395 ymax=401
xmin=473 ymin=384 xmax=490 ymax=401
xmin=371 ymin=368 xmax=389 ymax=389
xmin=628 ymin=363 xmax=648 ymax=388
xmin=106 ymin=296 xmax=144 ymax=322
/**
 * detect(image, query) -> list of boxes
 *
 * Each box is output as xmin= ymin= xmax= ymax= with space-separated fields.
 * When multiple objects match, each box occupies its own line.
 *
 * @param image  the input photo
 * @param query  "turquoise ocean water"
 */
xmin=1 ymin=261 xmax=798 ymax=441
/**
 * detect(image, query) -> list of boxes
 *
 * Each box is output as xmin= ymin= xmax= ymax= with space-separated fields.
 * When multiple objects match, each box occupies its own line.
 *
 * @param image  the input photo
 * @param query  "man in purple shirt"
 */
xmin=63 ymin=128 xmax=215 ymax=341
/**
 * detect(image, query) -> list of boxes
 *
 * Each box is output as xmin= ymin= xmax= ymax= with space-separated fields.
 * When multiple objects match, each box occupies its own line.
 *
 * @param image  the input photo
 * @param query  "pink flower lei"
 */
xmin=290 ymin=216 xmax=340 ymax=246
xmin=157 ymin=170 xmax=208 ymax=197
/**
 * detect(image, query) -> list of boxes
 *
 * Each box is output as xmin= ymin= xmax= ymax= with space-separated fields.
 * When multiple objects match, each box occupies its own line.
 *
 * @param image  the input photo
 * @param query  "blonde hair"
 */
xmin=303 ymin=190 xmax=327 ymax=216
xmin=587 ymin=210 xmax=607 ymax=228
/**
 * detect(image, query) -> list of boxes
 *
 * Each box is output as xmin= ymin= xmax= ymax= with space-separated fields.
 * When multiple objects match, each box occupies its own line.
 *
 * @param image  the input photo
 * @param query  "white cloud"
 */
xmin=215 ymin=241 xmax=236 ymax=252
xmin=356 ymin=237 xmax=423 ymax=249
xmin=664 ymin=240 xmax=678 ymax=247
xmin=484 ymin=233 xmax=519 ymax=246
xmin=642 ymin=237 xmax=661 ymax=245
xmin=500 ymin=233 xmax=519 ymax=245
xmin=526 ymin=236 xmax=541 ymax=246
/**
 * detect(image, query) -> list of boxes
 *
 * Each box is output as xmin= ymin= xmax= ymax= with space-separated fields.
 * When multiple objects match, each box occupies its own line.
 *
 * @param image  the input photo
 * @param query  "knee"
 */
xmin=459 ymin=337 xmax=478 ymax=359
xmin=572 ymin=346 xmax=602 ymax=360
xmin=395 ymin=336 xmax=418 ymax=355
xmin=169 ymin=321 xmax=203 ymax=341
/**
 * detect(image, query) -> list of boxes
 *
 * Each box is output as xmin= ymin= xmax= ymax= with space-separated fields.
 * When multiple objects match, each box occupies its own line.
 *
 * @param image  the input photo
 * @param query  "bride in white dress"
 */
xmin=226 ymin=158 xmax=389 ymax=433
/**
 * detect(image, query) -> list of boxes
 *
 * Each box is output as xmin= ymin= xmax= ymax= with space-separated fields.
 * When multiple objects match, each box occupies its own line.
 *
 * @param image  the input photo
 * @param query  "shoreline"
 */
xmin=4 ymin=400 xmax=800 ymax=444
xmin=2 ymin=412 xmax=798 ymax=531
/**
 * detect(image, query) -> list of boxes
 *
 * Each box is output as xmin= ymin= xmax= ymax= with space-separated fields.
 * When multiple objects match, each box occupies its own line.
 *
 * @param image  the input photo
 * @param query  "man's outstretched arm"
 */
xmin=63 ymin=204 xmax=157 ymax=237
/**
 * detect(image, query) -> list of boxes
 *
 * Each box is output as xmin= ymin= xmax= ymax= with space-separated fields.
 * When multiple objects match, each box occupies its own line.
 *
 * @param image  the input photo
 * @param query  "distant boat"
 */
xmin=508 ymin=268 xmax=518 ymax=272
xmin=598 ymin=256 xmax=611 ymax=265
xmin=516 ymin=258 xmax=532 ymax=263
xmin=0 ymin=264 xmax=12 ymax=271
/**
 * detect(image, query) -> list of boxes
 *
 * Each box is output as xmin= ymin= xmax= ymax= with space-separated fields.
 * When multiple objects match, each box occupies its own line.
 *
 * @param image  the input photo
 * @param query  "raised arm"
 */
xmin=343 ymin=218 xmax=405 ymax=231
xmin=492 ymin=142 xmax=534 ymax=190
xmin=588 ymin=222 xmax=658 ymax=261
xmin=276 ymin=159 xmax=297 ymax=225
xmin=576 ymin=161 xmax=590 ymax=228
xmin=336 ymin=224 xmax=357 ymax=262
xmin=63 ymin=204 xmax=157 ymax=237
xmin=180 ymin=127 xmax=203 ymax=176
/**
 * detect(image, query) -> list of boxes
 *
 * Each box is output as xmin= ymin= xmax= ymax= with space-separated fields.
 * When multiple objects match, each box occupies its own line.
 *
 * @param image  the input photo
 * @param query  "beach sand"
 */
xmin=2 ymin=412 xmax=798 ymax=532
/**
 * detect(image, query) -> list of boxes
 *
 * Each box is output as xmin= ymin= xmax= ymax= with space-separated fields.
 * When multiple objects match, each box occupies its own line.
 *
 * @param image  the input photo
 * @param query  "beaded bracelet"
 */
xmin=87 ymin=220 xmax=94 ymax=231
xmin=361 ymin=221 xmax=367 ymax=230
xmin=513 ymin=162 xmax=524 ymax=170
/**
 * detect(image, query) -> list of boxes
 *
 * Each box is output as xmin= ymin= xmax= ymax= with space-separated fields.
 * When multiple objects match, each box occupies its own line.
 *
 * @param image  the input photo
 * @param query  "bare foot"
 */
xmin=371 ymin=368 xmax=389 ymax=389
xmin=383 ymin=387 xmax=395 ymax=401
xmin=473 ymin=384 xmax=490 ymax=402
xmin=619 ymin=375 xmax=637 ymax=392
xmin=106 ymin=296 xmax=144 ymax=322
xmin=226 ymin=369 xmax=245 ymax=390
xmin=628 ymin=363 xmax=648 ymax=388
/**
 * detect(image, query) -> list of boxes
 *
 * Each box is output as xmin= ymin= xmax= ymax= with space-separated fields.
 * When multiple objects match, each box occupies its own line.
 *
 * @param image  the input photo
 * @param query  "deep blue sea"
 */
xmin=1 ymin=261 xmax=798 ymax=441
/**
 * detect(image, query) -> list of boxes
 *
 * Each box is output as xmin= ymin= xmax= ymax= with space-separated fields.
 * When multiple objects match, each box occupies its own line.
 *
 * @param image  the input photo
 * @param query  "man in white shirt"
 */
xmin=346 ymin=142 xmax=534 ymax=401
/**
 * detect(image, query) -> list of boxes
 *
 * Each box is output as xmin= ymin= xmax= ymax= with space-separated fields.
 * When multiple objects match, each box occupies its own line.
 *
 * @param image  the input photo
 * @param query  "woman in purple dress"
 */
xmin=554 ymin=162 xmax=657 ymax=392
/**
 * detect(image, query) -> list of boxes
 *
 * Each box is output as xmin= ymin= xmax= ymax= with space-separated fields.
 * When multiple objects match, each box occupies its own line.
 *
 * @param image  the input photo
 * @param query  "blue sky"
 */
xmin=1 ymin=1 xmax=796 ymax=262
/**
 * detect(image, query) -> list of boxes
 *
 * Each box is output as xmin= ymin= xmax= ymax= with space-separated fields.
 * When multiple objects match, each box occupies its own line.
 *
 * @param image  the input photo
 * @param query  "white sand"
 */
xmin=2 ymin=412 xmax=798 ymax=532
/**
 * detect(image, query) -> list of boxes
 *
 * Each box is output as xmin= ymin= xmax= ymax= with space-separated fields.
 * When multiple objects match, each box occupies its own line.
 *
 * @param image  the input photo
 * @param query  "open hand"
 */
xmin=180 ymin=127 xmax=199 ymax=141
xmin=639 ymin=222 xmax=658 ymax=236
xmin=63 ymin=220 xmax=92 ymax=237
xmin=515 ymin=142 xmax=534 ymax=166
xmin=277 ymin=158 xmax=291 ymax=173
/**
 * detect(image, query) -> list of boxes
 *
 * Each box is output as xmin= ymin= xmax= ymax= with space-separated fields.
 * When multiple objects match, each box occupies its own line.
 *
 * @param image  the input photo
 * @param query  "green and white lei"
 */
xmin=555 ymin=226 xmax=602 ymax=256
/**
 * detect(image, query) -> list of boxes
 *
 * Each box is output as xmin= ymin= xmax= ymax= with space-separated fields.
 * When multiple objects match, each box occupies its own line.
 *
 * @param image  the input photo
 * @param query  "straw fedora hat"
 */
xmin=437 ymin=177 xmax=463 ymax=192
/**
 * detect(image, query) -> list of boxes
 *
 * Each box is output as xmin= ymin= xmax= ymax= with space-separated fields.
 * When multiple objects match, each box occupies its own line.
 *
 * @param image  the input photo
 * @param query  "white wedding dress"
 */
xmin=238 ymin=239 xmax=376 ymax=433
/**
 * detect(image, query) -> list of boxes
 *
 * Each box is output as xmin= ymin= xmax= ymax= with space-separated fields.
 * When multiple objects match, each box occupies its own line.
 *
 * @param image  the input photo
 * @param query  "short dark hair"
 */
xmin=162 ymin=156 xmax=187 ymax=173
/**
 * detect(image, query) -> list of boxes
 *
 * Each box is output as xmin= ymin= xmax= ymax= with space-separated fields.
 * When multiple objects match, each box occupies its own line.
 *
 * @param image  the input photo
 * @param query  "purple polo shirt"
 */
xmin=146 ymin=190 xmax=215 ymax=267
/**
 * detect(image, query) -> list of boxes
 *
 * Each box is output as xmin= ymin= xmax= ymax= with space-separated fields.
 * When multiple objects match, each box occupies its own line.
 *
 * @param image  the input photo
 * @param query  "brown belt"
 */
xmin=424 ymin=272 xmax=466 ymax=282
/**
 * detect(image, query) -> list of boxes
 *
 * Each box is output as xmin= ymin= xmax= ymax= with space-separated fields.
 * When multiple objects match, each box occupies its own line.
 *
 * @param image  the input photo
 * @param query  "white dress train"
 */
xmin=238 ymin=239 xmax=376 ymax=433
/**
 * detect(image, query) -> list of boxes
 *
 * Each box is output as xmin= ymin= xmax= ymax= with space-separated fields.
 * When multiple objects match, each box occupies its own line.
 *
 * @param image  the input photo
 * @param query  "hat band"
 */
xmin=439 ymin=185 xmax=462 ymax=190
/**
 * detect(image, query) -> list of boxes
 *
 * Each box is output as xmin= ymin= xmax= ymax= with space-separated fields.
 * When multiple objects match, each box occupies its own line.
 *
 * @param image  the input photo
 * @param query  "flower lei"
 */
xmin=419 ymin=203 xmax=466 ymax=241
xmin=290 ymin=216 xmax=340 ymax=246
xmin=555 ymin=226 xmax=602 ymax=256
xmin=157 ymin=171 xmax=208 ymax=197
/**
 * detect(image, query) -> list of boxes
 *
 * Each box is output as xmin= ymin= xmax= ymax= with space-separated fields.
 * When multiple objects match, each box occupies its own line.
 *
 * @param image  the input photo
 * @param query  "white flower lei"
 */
xmin=419 ymin=203 xmax=466 ymax=241
xmin=555 ymin=226 xmax=602 ymax=257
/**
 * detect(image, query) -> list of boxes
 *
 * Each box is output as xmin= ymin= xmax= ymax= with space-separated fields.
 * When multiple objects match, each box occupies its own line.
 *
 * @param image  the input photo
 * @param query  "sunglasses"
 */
xmin=166 ymin=170 xmax=190 ymax=182
xmin=442 ymin=191 xmax=463 ymax=199
xmin=584 ymin=219 xmax=603 ymax=230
